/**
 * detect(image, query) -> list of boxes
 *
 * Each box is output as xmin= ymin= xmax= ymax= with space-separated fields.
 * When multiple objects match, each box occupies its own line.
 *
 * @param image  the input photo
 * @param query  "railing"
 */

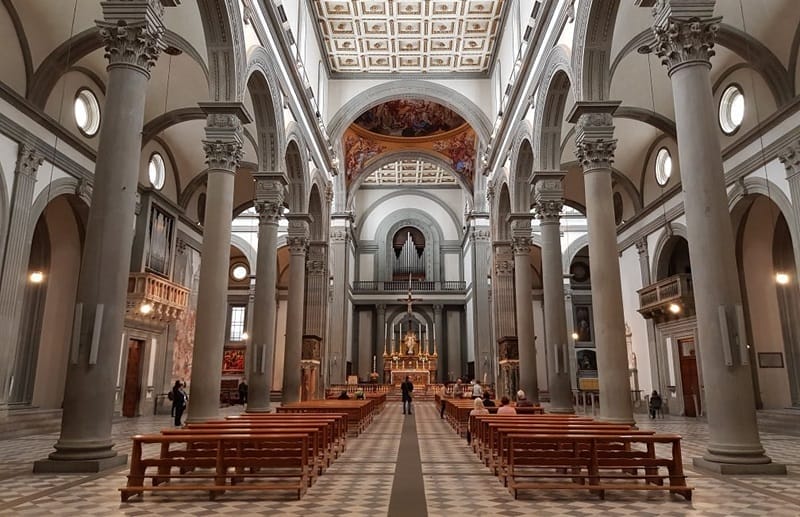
xmin=353 ymin=280 xmax=466 ymax=292
xmin=126 ymin=272 xmax=190 ymax=324
xmin=637 ymin=273 xmax=694 ymax=320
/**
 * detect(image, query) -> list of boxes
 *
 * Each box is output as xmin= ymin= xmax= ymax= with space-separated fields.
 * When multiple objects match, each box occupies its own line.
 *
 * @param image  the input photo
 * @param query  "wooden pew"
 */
xmin=120 ymin=433 xmax=310 ymax=502
xmin=225 ymin=413 xmax=348 ymax=456
xmin=277 ymin=400 xmax=376 ymax=435
xmin=504 ymin=433 xmax=692 ymax=500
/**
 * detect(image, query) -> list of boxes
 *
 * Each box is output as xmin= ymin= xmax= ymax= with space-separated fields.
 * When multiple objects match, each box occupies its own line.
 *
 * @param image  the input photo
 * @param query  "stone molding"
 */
xmin=15 ymin=143 xmax=43 ymax=179
xmin=652 ymin=2 xmax=720 ymax=73
xmin=97 ymin=0 xmax=165 ymax=76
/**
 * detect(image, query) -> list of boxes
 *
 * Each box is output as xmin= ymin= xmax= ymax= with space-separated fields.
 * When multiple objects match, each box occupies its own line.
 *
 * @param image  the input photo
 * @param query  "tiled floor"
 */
xmin=0 ymin=403 xmax=798 ymax=516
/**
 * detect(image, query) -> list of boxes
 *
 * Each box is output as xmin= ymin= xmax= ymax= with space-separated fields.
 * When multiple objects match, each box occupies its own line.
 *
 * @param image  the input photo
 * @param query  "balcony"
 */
xmin=353 ymin=280 xmax=467 ymax=292
xmin=637 ymin=273 xmax=695 ymax=323
xmin=126 ymin=272 xmax=190 ymax=324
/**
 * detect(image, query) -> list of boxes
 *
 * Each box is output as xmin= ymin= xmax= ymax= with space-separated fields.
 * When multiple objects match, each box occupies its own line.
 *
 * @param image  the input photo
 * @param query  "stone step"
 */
xmin=0 ymin=408 xmax=63 ymax=440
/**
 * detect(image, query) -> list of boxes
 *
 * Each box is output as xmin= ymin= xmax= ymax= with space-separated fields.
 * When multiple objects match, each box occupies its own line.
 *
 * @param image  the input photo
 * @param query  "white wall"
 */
xmin=619 ymin=245 xmax=652 ymax=395
xmin=357 ymin=191 xmax=462 ymax=241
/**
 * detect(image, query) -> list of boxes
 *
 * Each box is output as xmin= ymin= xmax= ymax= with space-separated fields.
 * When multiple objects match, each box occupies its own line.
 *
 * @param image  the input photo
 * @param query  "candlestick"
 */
xmin=373 ymin=355 xmax=376 ymax=372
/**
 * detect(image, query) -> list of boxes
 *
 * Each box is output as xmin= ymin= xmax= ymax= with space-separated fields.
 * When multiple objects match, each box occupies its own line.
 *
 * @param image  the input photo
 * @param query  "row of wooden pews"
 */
xmin=439 ymin=396 xmax=693 ymax=501
xmin=437 ymin=395 xmax=544 ymax=437
xmin=119 ymin=398 xmax=383 ymax=502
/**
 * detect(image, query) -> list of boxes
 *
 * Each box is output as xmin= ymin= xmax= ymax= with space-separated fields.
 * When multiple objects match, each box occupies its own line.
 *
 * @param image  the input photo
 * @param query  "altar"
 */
xmin=390 ymin=369 xmax=430 ymax=387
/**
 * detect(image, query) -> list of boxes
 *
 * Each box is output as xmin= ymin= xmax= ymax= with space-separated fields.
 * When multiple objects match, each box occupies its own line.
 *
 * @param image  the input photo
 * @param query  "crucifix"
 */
xmin=397 ymin=274 xmax=422 ymax=355
xmin=398 ymin=273 xmax=421 ymax=315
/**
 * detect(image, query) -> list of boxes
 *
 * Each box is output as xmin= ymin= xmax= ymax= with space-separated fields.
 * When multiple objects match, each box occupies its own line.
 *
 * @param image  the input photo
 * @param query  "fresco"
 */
xmin=345 ymin=132 xmax=386 ymax=184
xmin=354 ymin=100 xmax=466 ymax=137
xmin=432 ymin=128 xmax=476 ymax=189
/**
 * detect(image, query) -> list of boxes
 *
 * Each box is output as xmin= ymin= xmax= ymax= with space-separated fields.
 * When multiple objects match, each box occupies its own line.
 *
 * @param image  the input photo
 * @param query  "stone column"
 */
xmin=302 ymin=242 xmax=327 ymax=399
xmin=185 ymin=104 xmax=248 ymax=424
xmin=533 ymin=171 xmax=574 ymax=413
xmin=778 ymin=143 xmax=800 ymax=407
xmin=492 ymin=243 xmax=518 ymax=397
xmin=566 ymin=101 xmax=633 ymax=425
xmin=376 ymin=303 xmax=387 ymax=358
xmin=327 ymin=215 xmax=352 ymax=384
xmin=282 ymin=215 xmax=310 ymax=404
xmin=34 ymin=0 xmax=165 ymax=472
xmin=510 ymin=215 xmax=539 ymax=403
xmin=469 ymin=222 xmax=493 ymax=385
xmin=0 ymin=144 xmax=43 ymax=405
xmin=651 ymin=1 xmax=783 ymax=473
xmin=246 ymin=175 xmax=285 ymax=413
xmin=433 ymin=304 xmax=444 ymax=376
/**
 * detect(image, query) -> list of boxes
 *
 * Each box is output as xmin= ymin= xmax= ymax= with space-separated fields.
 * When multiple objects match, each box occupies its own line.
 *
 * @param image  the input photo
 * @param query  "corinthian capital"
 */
xmin=512 ymin=236 xmax=533 ymax=255
xmin=534 ymin=199 xmax=563 ymax=223
xmin=779 ymin=141 xmax=800 ymax=179
xmin=97 ymin=0 xmax=165 ymax=75
xmin=575 ymin=139 xmax=617 ymax=171
xmin=203 ymin=140 xmax=243 ymax=172
xmin=652 ymin=9 xmax=720 ymax=73
xmin=16 ymin=143 xmax=44 ymax=179
xmin=254 ymin=200 xmax=282 ymax=225
xmin=287 ymin=214 xmax=311 ymax=255
xmin=567 ymin=101 xmax=620 ymax=172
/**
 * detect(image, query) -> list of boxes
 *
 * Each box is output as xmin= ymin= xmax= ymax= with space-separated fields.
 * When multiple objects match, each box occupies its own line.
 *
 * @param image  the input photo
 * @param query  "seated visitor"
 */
xmin=354 ymin=389 xmax=365 ymax=400
xmin=454 ymin=378 xmax=463 ymax=398
xmin=467 ymin=397 xmax=489 ymax=444
xmin=482 ymin=391 xmax=495 ymax=407
xmin=337 ymin=390 xmax=350 ymax=400
xmin=496 ymin=396 xmax=517 ymax=415
xmin=515 ymin=389 xmax=533 ymax=407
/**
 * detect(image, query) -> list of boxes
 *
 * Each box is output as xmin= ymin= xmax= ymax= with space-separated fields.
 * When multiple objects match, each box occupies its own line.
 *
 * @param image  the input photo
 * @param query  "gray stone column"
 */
xmin=302 ymin=242 xmax=327 ymax=399
xmin=186 ymin=105 xmax=248 ymax=423
xmin=492 ymin=243 xmax=518 ymax=396
xmin=282 ymin=215 xmax=310 ymax=404
xmin=567 ymin=101 xmax=634 ymax=425
xmin=327 ymin=216 xmax=352 ymax=383
xmin=433 ymin=304 xmax=444 ymax=368
xmin=510 ymin=216 xmax=539 ymax=403
xmin=533 ymin=171 xmax=574 ymax=413
xmin=246 ymin=175 xmax=285 ymax=412
xmin=0 ymin=144 xmax=44 ymax=405
xmin=469 ymin=222 xmax=494 ymax=386
xmin=376 ymin=304 xmax=387 ymax=358
xmin=34 ymin=0 xmax=165 ymax=472
xmin=652 ymin=1 xmax=783 ymax=473
xmin=778 ymin=143 xmax=800 ymax=407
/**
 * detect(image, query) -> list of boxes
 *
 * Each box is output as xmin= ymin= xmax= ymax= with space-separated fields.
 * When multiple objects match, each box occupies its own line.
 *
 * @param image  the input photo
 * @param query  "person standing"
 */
xmin=172 ymin=381 xmax=188 ymax=426
xmin=238 ymin=378 xmax=248 ymax=405
xmin=649 ymin=390 xmax=663 ymax=419
xmin=471 ymin=379 xmax=483 ymax=398
xmin=401 ymin=376 xmax=414 ymax=415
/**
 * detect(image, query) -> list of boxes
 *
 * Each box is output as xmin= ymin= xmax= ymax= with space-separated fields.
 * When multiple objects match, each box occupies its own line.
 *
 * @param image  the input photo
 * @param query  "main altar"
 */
xmin=383 ymin=326 xmax=437 ymax=386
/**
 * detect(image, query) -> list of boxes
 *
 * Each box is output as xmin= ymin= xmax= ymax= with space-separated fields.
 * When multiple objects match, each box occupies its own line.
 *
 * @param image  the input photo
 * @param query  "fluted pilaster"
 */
xmin=282 ymin=215 xmax=310 ymax=404
xmin=510 ymin=215 xmax=539 ymax=403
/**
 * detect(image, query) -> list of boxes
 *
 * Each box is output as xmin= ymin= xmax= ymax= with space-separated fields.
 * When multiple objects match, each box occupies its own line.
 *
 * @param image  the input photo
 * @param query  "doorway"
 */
xmin=678 ymin=337 xmax=701 ymax=417
xmin=122 ymin=339 xmax=145 ymax=417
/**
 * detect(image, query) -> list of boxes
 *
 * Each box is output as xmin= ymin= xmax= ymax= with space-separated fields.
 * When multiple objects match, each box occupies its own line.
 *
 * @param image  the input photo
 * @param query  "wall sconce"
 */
xmin=29 ymin=271 xmax=44 ymax=283
xmin=668 ymin=303 xmax=681 ymax=314
xmin=571 ymin=332 xmax=579 ymax=341
xmin=776 ymin=272 xmax=790 ymax=285
xmin=139 ymin=303 xmax=153 ymax=315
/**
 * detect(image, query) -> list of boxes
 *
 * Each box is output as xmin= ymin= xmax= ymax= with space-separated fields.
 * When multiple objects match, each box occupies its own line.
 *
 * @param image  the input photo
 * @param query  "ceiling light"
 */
xmin=140 ymin=303 xmax=153 ymax=315
xmin=29 ymin=271 xmax=44 ymax=283
xmin=668 ymin=303 xmax=681 ymax=314
xmin=776 ymin=272 xmax=790 ymax=285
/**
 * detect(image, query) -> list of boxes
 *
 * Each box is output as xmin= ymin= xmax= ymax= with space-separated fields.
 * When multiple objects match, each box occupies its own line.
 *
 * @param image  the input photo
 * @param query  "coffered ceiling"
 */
xmin=363 ymin=160 xmax=457 ymax=184
xmin=310 ymin=0 xmax=507 ymax=76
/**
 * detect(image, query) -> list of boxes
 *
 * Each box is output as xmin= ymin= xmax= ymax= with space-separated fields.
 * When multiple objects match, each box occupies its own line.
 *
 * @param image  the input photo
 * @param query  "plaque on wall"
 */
xmin=757 ymin=352 xmax=784 ymax=368
xmin=146 ymin=205 xmax=174 ymax=276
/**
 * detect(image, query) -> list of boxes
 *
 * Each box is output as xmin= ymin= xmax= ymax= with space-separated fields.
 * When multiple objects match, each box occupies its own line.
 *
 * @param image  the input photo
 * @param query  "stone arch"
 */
xmin=308 ymin=182 xmax=325 ymax=242
xmin=572 ymin=0 xmax=621 ymax=101
xmin=650 ymin=222 xmax=690 ymax=281
xmin=285 ymin=133 xmax=309 ymax=213
xmin=356 ymin=189 xmax=462 ymax=243
xmin=373 ymin=209 xmax=446 ymax=282
xmin=245 ymin=47 xmax=286 ymax=172
xmin=564 ymin=233 xmax=590 ymax=273
xmin=509 ymin=129 xmax=534 ymax=213
xmin=493 ymin=178 xmax=512 ymax=241
xmin=197 ymin=0 xmax=247 ymax=101
xmin=230 ymin=233 xmax=256 ymax=274
xmin=345 ymin=149 xmax=474 ymax=213
xmin=308 ymin=169 xmax=331 ymax=240
xmin=729 ymin=176 xmax=799 ymax=253
xmin=533 ymin=45 xmax=575 ymax=170
xmin=27 ymin=27 xmax=209 ymax=108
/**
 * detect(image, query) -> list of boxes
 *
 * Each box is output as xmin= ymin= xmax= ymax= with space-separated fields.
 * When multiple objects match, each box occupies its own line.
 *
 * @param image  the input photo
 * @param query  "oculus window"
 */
xmin=655 ymin=147 xmax=672 ymax=186
xmin=230 ymin=263 xmax=249 ymax=282
xmin=74 ymin=88 xmax=100 ymax=137
xmin=719 ymin=85 xmax=744 ymax=134
xmin=148 ymin=153 xmax=166 ymax=190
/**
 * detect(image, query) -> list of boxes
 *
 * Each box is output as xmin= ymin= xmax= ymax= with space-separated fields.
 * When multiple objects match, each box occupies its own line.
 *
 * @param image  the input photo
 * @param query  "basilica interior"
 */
xmin=0 ymin=0 xmax=799 ymax=515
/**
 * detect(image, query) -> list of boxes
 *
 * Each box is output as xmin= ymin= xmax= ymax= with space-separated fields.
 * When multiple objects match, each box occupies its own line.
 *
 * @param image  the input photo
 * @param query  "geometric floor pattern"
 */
xmin=0 ymin=402 xmax=799 ymax=516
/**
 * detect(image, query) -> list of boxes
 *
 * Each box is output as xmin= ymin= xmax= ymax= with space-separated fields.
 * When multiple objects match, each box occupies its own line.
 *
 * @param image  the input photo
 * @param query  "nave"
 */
xmin=0 ymin=404 xmax=798 ymax=516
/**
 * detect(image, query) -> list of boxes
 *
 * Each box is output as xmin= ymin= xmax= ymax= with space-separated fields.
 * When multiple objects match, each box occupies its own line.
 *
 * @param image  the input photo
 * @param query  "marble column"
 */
xmin=246 ymin=174 xmax=285 ymax=413
xmin=566 ymin=101 xmax=634 ymax=425
xmin=327 ymin=216 xmax=352 ymax=384
xmin=302 ymin=242 xmax=327 ymax=399
xmin=0 ymin=144 xmax=44 ymax=405
xmin=282 ymin=215 xmax=310 ymax=404
xmin=533 ymin=172 xmax=574 ymax=413
xmin=34 ymin=0 xmax=165 ymax=472
xmin=469 ymin=222 xmax=494 ymax=386
xmin=651 ymin=0 xmax=783 ymax=473
xmin=510 ymin=215 xmax=539 ymax=403
xmin=492 ymin=243 xmax=518 ymax=396
xmin=186 ymin=104 xmax=248 ymax=423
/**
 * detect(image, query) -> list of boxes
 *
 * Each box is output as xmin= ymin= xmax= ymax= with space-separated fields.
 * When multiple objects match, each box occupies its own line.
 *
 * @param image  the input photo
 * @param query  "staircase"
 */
xmin=0 ymin=407 xmax=62 ymax=439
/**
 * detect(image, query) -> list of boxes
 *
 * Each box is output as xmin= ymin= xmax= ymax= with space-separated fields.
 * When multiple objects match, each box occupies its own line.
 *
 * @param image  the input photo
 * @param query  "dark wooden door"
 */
xmin=122 ymin=339 xmax=144 ymax=417
xmin=678 ymin=337 xmax=701 ymax=417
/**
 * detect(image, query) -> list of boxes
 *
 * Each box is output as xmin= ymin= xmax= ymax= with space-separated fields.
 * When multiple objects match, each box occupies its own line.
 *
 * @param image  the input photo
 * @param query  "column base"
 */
xmin=245 ymin=406 xmax=274 ymax=414
xmin=693 ymin=457 xmax=787 ymax=475
xmin=34 ymin=454 xmax=127 ymax=473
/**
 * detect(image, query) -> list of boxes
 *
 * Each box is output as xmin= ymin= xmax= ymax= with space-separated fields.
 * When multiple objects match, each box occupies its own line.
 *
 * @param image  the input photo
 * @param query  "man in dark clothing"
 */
xmin=482 ymin=391 xmax=495 ymax=407
xmin=401 ymin=376 xmax=413 ymax=415
xmin=238 ymin=379 xmax=248 ymax=405
xmin=172 ymin=381 xmax=187 ymax=427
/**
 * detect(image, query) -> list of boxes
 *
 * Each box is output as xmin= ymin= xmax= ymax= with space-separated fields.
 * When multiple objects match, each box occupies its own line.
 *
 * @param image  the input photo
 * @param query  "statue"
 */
xmin=403 ymin=329 xmax=418 ymax=355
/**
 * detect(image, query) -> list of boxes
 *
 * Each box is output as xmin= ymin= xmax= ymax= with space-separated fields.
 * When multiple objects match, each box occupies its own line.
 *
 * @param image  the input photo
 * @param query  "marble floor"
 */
xmin=0 ymin=402 xmax=798 ymax=516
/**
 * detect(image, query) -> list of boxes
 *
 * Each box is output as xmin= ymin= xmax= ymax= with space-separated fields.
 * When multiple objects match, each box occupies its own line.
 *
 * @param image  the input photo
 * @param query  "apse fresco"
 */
xmin=344 ymin=133 xmax=386 ymax=184
xmin=432 ymin=129 xmax=477 ymax=185
xmin=354 ymin=100 xmax=466 ymax=137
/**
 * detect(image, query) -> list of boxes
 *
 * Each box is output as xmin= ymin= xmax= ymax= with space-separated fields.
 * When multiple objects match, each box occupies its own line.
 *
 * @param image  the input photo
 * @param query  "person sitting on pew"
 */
xmin=337 ymin=390 xmax=350 ymax=400
xmin=467 ymin=397 xmax=489 ymax=444
xmin=496 ymin=395 xmax=517 ymax=415
xmin=515 ymin=389 xmax=533 ymax=407
xmin=482 ymin=391 xmax=495 ymax=407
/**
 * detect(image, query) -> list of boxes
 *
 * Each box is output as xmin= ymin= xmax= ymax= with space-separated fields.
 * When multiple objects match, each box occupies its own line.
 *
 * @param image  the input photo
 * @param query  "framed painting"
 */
xmin=222 ymin=347 xmax=245 ymax=374
xmin=574 ymin=305 xmax=594 ymax=344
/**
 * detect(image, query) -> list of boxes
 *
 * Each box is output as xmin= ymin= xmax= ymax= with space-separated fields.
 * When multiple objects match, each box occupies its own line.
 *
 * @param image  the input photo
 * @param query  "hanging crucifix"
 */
xmin=398 ymin=274 xmax=422 ymax=354
xmin=398 ymin=273 xmax=421 ymax=315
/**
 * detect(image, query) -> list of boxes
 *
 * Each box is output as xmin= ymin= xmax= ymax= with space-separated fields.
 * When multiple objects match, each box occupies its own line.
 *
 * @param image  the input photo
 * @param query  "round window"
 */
xmin=719 ymin=85 xmax=744 ymax=135
xmin=148 ymin=153 xmax=166 ymax=190
xmin=74 ymin=89 xmax=101 ymax=136
xmin=655 ymin=147 xmax=672 ymax=186
xmin=231 ymin=263 xmax=249 ymax=281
